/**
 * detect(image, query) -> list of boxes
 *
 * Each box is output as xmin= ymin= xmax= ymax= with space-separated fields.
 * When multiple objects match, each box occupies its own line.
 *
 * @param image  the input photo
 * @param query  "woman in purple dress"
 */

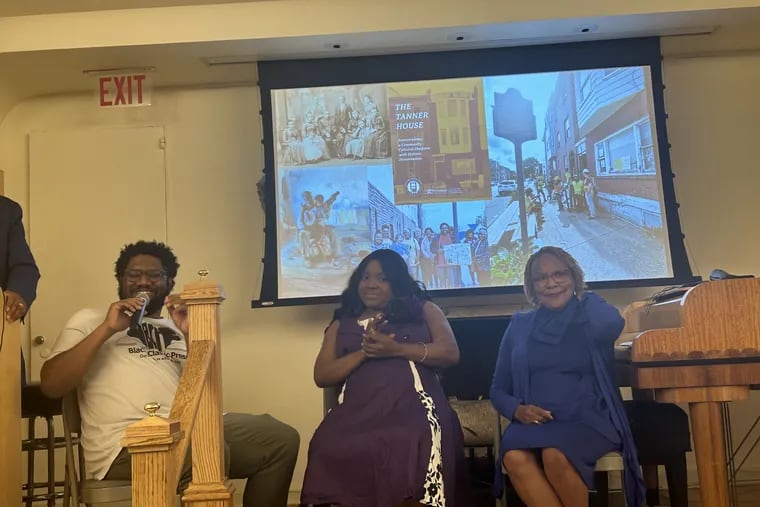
xmin=490 ymin=246 xmax=645 ymax=507
xmin=301 ymin=249 xmax=469 ymax=507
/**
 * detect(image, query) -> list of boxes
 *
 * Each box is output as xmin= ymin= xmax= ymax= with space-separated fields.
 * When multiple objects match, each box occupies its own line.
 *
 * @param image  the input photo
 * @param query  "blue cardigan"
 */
xmin=489 ymin=293 xmax=645 ymax=506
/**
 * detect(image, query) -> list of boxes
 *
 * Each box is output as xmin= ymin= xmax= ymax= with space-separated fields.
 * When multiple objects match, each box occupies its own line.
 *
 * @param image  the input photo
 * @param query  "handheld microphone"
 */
xmin=129 ymin=291 xmax=151 ymax=334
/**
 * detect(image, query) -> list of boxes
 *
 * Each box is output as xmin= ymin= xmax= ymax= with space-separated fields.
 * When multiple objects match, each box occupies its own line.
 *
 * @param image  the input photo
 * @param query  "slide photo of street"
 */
xmin=482 ymin=67 xmax=672 ymax=285
xmin=368 ymin=163 xmax=494 ymax=289
xmin=387 ymin=77 xmax=492 ymax=205
xmin=272 ymin=84 xmax=390 ymax=170
xmin=277 ymin=165 xmax=372 ymax=298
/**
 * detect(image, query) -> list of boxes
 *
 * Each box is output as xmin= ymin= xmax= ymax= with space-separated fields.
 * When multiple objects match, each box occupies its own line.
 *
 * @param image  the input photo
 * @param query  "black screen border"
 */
xmin=254 ymin=36 xmax=698 ymax=308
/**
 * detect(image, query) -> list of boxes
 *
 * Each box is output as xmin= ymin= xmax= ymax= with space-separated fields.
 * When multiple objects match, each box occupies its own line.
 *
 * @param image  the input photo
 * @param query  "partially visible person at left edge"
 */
xmin=0 ymin=195 xmax=42 ymax=386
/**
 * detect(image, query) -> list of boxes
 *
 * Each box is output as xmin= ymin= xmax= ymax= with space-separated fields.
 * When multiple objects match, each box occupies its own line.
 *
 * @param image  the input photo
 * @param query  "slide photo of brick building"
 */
xmin=482 ymin=67 xmax=671 ymax=283
xmin=387 ymin=77 xmax=492 ymax=205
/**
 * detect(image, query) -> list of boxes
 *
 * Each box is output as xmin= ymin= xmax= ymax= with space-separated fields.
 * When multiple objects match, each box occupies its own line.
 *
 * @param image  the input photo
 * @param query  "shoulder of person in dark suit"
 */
xmin=0 ymin=195 xmax=41 ymax=310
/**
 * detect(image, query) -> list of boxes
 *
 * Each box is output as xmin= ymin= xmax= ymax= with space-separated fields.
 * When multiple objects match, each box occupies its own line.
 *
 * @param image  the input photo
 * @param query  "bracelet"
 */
xmin=417 ymin=342 xmax=428 ymax=363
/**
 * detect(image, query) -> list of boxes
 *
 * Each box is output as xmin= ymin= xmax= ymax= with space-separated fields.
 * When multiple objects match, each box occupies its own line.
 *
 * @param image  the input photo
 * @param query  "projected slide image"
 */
xmin=388 ymin=78 xmax=491 ymax=205
xmin=270 ymin=63 xmax=676 ymax=300
xmin=277 ymin=165 xmax=372 ymax=298
xmin=273 ymin=84 xmax=390 ymax=169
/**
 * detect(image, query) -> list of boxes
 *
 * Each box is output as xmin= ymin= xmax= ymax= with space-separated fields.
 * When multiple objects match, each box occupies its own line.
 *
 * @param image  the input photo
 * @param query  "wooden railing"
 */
xmin=121 ymin=275 xmax=235 ymax=507
xmin=0 ymin=289 xmax=22 ymax=507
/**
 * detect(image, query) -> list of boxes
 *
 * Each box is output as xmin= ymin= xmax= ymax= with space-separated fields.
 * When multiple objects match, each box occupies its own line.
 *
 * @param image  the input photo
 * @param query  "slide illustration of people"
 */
xmin=299 ymin=190 xmax=341 ymax=267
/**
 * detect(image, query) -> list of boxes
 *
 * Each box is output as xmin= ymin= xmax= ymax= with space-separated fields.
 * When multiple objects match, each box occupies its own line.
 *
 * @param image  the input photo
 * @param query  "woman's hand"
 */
xmin=361 ymin=316 xmax=399 ymax=358
xmin=514 ymin=404 xmax=554 ymax=425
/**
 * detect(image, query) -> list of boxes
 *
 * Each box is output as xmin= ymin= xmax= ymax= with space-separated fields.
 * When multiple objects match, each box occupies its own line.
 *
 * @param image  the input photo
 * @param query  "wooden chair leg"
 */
xmin=665 ymin=454 xmax=689 ymax=507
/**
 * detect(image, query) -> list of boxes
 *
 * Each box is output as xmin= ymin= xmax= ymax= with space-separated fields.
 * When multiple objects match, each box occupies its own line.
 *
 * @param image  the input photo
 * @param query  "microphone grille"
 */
xmin=136 ymin=290 xmax=151 ymax=303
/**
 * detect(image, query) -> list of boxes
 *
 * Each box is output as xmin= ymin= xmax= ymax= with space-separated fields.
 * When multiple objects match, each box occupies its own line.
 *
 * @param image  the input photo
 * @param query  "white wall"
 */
xmin=0 ymin=87 xmax=330 ymax=501
xmin=663 ymin=54 xmax=760 ymax=275
xmin=1 ymin=43 xmax=759 ymax=500
xmin=0 ymin=81 xmax=16 ymax=130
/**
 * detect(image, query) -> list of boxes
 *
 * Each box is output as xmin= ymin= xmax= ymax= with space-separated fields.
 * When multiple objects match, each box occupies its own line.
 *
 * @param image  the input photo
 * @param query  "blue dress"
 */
xmin=499 ymin=320 xmax=620 ymax=487
xmin=490 ymin=293 xmax=645 ymax=505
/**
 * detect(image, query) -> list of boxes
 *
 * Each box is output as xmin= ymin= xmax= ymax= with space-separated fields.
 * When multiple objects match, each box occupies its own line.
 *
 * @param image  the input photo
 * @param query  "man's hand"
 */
xmin=103 ymin=298 xmax=146 ymax=334
xmin=4 ymin=290 xmax=28 ymax=322
xmin=361 ymin=316 xmax=399 ymax=358
xmin=165 ymin=295 xmax=189 ymax=335
xmin=514 ymin=404 xmax=554 ymax=425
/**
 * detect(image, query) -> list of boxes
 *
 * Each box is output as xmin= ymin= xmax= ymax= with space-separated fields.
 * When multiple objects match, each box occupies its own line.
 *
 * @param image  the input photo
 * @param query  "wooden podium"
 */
xmin=0 ymin=291 xmax=22 ymax=507
xmin=618 ymin=278 xmax=760 ymax=507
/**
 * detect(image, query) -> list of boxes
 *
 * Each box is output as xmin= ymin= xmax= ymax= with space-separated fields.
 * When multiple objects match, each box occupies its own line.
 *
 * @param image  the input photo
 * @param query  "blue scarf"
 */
xmin=509 ymin=295 xmax=645 ymax=506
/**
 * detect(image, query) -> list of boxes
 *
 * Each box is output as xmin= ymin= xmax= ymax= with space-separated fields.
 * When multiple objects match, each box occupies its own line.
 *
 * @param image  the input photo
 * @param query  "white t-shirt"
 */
xmin=49 ymin=308 xmax=187 ymax=480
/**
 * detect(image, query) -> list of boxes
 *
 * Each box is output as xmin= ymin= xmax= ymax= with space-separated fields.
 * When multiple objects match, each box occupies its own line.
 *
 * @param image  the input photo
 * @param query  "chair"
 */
xmin=449 ymin=398 xmax=499 ymax=502
xmin=495 ymin=415 xmax=626 ymax=507
xmin=450 ymin=398 xmax=498 ymax=455
xmin=21 ymin=383 xmax=69 ymax=506
xmin=495 ymin=402 xmax=691 ymax=507
xmin=61 ymin=391 xmax=132 ymax=506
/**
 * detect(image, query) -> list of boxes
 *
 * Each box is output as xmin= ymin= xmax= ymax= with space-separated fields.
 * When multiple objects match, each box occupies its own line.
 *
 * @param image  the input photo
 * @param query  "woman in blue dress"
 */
xmin=490 ymin=246 xmax=644 ymax=507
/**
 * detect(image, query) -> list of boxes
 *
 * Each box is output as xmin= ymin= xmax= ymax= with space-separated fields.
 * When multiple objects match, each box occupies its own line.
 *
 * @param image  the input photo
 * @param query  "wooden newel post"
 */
xmin=180 ymin=271 xmax=235 ymax=506
xmin=121 ymin=402 xmax=183 ymax=507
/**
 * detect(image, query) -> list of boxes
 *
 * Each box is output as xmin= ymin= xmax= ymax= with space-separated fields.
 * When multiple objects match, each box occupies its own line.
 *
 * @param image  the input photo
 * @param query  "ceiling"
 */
xmin=1 ymin=5 xmax=760 ymax=105
xmin=0 ymin=0 xmax=259 ymax=17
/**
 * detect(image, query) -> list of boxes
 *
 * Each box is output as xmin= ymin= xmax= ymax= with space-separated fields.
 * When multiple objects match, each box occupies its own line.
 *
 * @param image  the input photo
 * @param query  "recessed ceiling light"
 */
xmin=447 ymin=33 xmax=472 ymax=42
xmin=576 ymin=24 xmax=599 ymax=34
xmin=204 ymin=56 xmax=257 ymax=66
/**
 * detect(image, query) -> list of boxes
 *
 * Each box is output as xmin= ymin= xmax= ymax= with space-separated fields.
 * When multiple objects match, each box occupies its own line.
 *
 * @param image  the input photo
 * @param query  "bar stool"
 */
xmin=21 ymin=382 xmax=72 ymax=507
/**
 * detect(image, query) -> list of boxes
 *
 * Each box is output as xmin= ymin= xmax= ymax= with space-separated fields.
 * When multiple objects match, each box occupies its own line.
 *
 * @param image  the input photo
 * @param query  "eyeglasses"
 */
xmin=124 ymin=269 xmax=166 ymax=282
xmin=532 ymin=269 xmax=571 ymax=285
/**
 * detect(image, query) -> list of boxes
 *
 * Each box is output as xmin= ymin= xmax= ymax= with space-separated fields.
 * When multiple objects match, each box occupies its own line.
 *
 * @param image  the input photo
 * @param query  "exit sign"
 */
xmin=98 ymin=74 xmax=152 ymax=107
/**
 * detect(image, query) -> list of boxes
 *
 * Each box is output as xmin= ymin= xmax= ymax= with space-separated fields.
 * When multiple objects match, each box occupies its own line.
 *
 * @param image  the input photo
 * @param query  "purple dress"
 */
xmin=301 ymin=316 xmax=469 ymax=507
